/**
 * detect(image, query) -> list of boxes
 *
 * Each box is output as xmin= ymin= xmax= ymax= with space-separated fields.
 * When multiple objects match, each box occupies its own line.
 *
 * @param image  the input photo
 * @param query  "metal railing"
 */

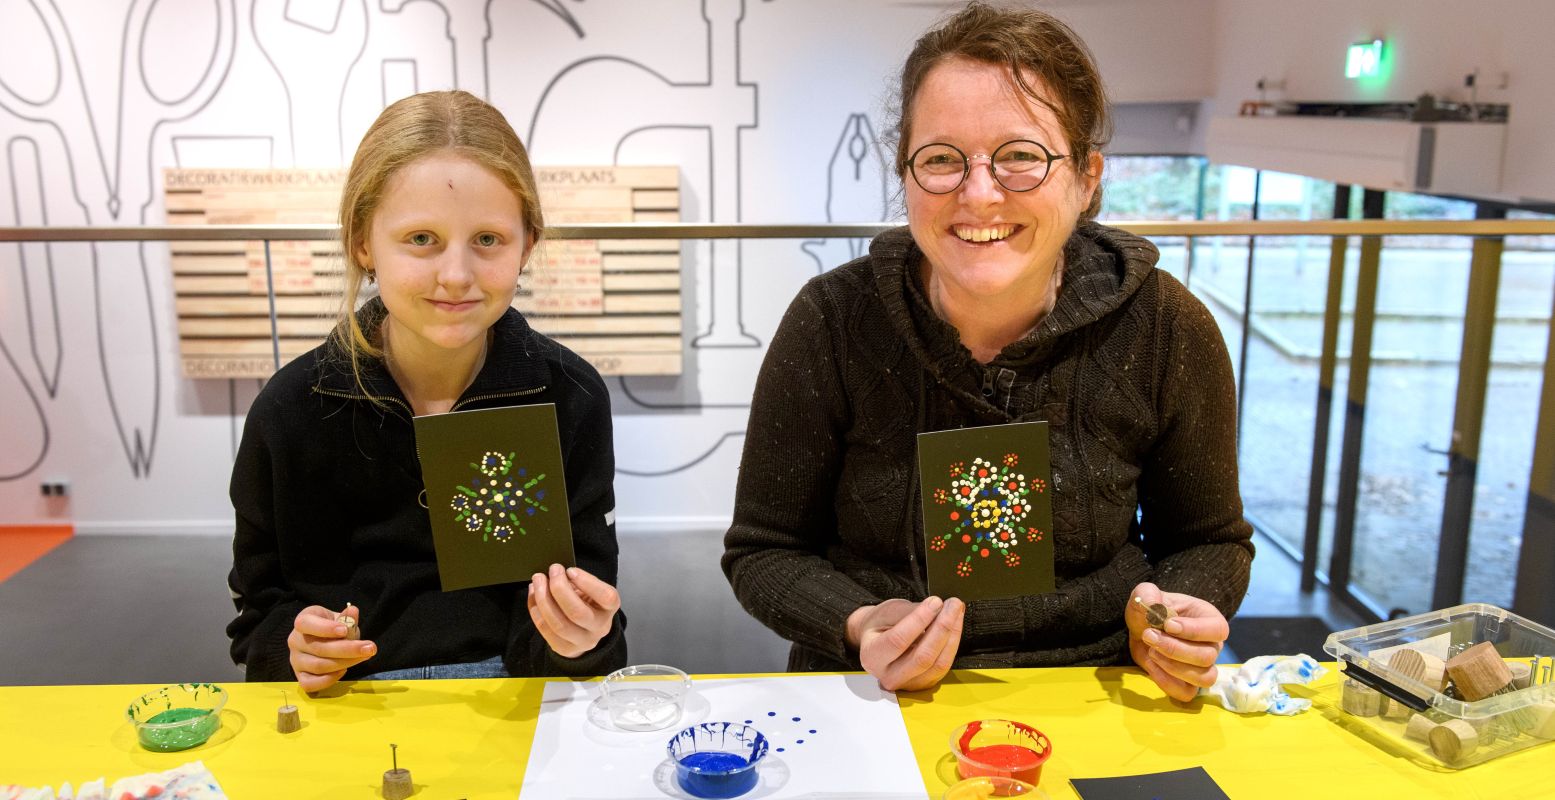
xmin=3 ymin=218 xmax=1553 ymax=627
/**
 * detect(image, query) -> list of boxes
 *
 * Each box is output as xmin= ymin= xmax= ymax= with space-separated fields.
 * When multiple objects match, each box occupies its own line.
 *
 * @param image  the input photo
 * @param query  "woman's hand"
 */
xmin=1126 ymin=581 xmax=1228 ymax=702
xmin=846 ymin=596 xmax=965 ymax=692
xmin=289 ymin=605 xmax=377 ymax=692
xmin=528 ymin=564 xmax=621 ymax=658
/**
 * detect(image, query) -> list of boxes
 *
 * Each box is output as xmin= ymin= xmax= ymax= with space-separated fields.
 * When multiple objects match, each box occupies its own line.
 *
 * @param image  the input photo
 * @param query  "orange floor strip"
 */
xmin=0 ymin=525 xmax=73 ymax=583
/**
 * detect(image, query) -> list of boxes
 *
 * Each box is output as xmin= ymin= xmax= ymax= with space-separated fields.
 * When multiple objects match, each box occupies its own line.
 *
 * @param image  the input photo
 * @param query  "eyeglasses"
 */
xmin=907 ymin=140 xmax=1068 ymax=195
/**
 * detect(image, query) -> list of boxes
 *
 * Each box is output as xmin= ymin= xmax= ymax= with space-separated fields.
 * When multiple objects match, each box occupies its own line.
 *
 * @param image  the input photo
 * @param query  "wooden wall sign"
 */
xmin=164 ymin=166 xmax=683 ymax=379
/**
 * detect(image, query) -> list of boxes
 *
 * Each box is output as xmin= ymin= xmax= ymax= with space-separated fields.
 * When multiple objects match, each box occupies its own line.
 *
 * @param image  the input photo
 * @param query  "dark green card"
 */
xmin=916 ymin=421 xmax=1055 ymax=601
xmin=413 ymin=403 xmax=574 ymax=592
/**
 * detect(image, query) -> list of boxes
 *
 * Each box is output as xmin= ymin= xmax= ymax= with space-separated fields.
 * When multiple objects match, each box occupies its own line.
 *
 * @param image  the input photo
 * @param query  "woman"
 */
xmin=723 ymin=3 xmax=1252 ymax=701
xmin=227 ymin=91 xmax=625 ymax=691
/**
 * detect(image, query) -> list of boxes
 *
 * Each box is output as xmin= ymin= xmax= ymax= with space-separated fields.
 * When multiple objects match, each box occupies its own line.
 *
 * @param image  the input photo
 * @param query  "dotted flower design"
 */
xmin=931 ymin=456 xmax=1036 ymax=579
xmin=932 ymin=488 xmax=950 ymax=505
xmin=450 ymin=450 xmax=549 ymax=544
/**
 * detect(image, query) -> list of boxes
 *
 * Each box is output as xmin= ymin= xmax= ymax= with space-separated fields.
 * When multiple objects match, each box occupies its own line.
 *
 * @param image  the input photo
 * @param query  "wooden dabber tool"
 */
xmin=338 ymin=602 xmax=359 ymax=640
xmin=383 ymin=743 xmax=413 ymax=800
xmin=277 ymin=691 xmax=301 ymax=734
xmin=1133 ymin=596 xmax=1175 ymax=630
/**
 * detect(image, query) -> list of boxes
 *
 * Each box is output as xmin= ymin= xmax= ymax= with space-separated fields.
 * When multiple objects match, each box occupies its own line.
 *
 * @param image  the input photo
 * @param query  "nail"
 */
xmin=1164 ymin=619 xmax=1184 ymax=635
xmin=361 ymin=642 xmax=375 ymax=655
xmin=567 ymin=567 xmax=581 ymax=579
xmin=1143 ymin=629 xmax=1161 ymax=646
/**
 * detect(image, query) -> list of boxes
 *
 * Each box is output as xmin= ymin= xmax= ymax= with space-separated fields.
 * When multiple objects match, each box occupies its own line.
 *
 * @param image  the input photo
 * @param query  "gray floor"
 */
xmin=0 ymin=530 xmax=1357 ymax=686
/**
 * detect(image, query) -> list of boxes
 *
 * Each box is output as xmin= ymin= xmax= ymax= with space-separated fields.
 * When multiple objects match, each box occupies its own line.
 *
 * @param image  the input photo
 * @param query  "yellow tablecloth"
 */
xmin=0 ymin=666 xmax=1546 ymax=798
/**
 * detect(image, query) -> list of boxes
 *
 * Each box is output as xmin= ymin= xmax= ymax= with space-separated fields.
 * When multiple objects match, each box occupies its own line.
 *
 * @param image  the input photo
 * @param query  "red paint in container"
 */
xmin=950 ymin=719 xmax=1052 ymax=788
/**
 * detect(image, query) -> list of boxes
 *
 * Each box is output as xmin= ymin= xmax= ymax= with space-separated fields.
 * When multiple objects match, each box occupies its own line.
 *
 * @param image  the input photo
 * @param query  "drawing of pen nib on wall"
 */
xmin=528 ymin=0 xmax=761 ymax=348
xmin=801 ymin=113 xmax=891 ymax=275
xmin=0 ymin=0 xmax=237 ymax=478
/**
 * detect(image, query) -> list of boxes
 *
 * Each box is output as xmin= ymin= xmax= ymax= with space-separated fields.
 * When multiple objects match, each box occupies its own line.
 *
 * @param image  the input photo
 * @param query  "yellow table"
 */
xmin=0 ymin=667 xmax=1546 ymax=798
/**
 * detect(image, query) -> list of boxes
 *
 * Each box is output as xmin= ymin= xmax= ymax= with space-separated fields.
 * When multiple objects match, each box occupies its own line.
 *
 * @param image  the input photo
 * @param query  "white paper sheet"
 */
xmin=520 ymin=673 xmax=930 ymax=799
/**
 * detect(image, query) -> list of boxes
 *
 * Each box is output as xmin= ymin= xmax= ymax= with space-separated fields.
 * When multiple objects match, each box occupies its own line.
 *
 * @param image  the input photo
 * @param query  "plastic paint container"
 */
xmin=942 ymin=775 xmax=1047 ymax=799
xmin=601 ymin=663 xmax=692 ymax=732
xmin=949 ymin=719 xmax=1052 ymax=786
xmin=666 ymin=722 xmax=769 ymax=798
xmin=126 ymin=683 xmax=227 ymax=752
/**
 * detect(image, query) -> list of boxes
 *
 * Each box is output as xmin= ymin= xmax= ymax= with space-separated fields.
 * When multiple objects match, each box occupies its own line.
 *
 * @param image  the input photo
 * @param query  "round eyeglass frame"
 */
xmin=907 ymin=139 xmax=1069 ymax=195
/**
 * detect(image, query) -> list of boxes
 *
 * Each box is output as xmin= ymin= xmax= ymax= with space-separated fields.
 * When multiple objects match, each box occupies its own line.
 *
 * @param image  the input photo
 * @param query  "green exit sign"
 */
xmin=1347 ymin=40 xmax=1384 ymax=79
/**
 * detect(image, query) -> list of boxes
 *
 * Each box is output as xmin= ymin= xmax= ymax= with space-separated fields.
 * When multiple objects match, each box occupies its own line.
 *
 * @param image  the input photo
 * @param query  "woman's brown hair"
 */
xmin=890 ymin=1 xmax=1112 ymax=220
xmin=333 ymin=90 xmax=544 ymax=393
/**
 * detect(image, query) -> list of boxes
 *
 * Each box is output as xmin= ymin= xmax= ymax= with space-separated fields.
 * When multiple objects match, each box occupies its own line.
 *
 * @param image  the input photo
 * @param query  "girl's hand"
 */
xmin=528 ymin=565 xmax=621 ymax=658
xmin=289 ymin=604 xmax=377 ymax=692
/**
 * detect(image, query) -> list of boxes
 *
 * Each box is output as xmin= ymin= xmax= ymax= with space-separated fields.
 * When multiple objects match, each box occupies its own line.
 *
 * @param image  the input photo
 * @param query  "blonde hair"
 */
xmin=332 ymin=90 xmax=545 ymax=393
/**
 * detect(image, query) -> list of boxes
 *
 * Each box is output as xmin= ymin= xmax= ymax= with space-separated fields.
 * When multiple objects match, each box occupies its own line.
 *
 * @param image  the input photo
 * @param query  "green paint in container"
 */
xmin=126 ymin=683 xmax=227 ymax=752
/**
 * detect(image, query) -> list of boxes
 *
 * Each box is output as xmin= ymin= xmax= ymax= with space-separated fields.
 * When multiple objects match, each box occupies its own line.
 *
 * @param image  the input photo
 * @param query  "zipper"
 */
xmin=312 ymin=383 xmax=548 ymax=418
xmin=313 ymin=386 xmax=415 ymax=419
xmin=451 ymin=384 xmax=547 ymax=411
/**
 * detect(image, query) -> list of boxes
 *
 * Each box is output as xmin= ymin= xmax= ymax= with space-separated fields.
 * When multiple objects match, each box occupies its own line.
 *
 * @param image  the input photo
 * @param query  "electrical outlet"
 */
xmin=39 ymin=481 xmax=69 ymax=497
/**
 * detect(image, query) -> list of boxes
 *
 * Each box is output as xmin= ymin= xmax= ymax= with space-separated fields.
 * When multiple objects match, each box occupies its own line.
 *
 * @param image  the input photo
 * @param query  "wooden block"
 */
xmin=1509 ymin=661 xmax=1532 ymax=690
xmin=1381 ymin=696 xmax=1413 ymax=721
xmin=1404 ymin=714 xmax=1439 ymax=742
xmin=276 ymin=704 xmax=301 ymax=734
xmin=1446 ymin=642 xmax=1514 ymax=701
xmin=337 ymin=608 xmax=359 ymax=641
xmin=1341 ymin=679 xmax=1384 ymax=717
xmin=1428 ymin=719 xmax=1479 ymax=763
xmin=381 ymin=768 xmax=413 ymax=800
xmin=1529 ymin=701 xmax=1555 ymax=740
xmin=1418 ymin=652 xmax=1449 ymax=691
xmin=1389 ymin=649 xmax=1428 ymax=684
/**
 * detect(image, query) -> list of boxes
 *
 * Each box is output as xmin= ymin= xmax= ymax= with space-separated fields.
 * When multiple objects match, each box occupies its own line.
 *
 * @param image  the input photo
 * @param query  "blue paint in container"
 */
xmin=667 ymin=722 xmax=769 ymax=799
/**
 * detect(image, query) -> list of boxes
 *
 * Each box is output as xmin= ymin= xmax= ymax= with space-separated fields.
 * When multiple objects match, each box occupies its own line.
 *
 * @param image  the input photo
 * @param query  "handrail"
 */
xmin=1 ymin=219 xmax=1554 ymax=242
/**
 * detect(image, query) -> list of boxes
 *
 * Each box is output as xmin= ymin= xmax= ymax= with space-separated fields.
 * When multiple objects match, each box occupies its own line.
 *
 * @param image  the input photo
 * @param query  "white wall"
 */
xmin=1207 ymin=0 xmax=1555 ymax=204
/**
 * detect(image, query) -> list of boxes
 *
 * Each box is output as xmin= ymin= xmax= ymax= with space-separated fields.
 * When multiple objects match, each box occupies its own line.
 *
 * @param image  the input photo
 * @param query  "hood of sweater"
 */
xmin=871 ymin=221 xmax=1160 ymax=419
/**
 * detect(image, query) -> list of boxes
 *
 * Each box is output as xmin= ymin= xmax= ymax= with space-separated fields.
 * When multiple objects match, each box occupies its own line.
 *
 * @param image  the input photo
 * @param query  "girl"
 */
xmin=227 ymin=90 xmax=625 ymax=691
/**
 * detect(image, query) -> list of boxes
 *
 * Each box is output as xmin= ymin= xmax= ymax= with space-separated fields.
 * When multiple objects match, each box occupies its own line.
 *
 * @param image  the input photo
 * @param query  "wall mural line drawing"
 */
xmin=7 ymin=136 xmax=64 ymax=398
xmin=254 ymin=0 xmax=368 ymax=167
xmin=527 ymin=0 xmax=760 ymax=477
xmin=529 ymin=0 xmax=758 ymax=349
xmin=0 ymin=0 xmax=238 ymax=479
xmin=801 ymin=112 xmax=891 ymax=274
xmin=380 ymin=0 xmax=587 ymax=101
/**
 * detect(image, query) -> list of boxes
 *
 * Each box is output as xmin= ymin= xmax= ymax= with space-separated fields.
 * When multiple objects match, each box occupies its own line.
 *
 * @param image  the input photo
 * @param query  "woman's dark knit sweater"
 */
xmin=723 ymin=223 xmax=1254 ymax=671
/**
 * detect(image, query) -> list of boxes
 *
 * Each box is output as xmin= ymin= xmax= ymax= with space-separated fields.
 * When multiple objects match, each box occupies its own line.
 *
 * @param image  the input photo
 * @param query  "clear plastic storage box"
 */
xmin=1323 ymin=603 xmax=1555 ymax=768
